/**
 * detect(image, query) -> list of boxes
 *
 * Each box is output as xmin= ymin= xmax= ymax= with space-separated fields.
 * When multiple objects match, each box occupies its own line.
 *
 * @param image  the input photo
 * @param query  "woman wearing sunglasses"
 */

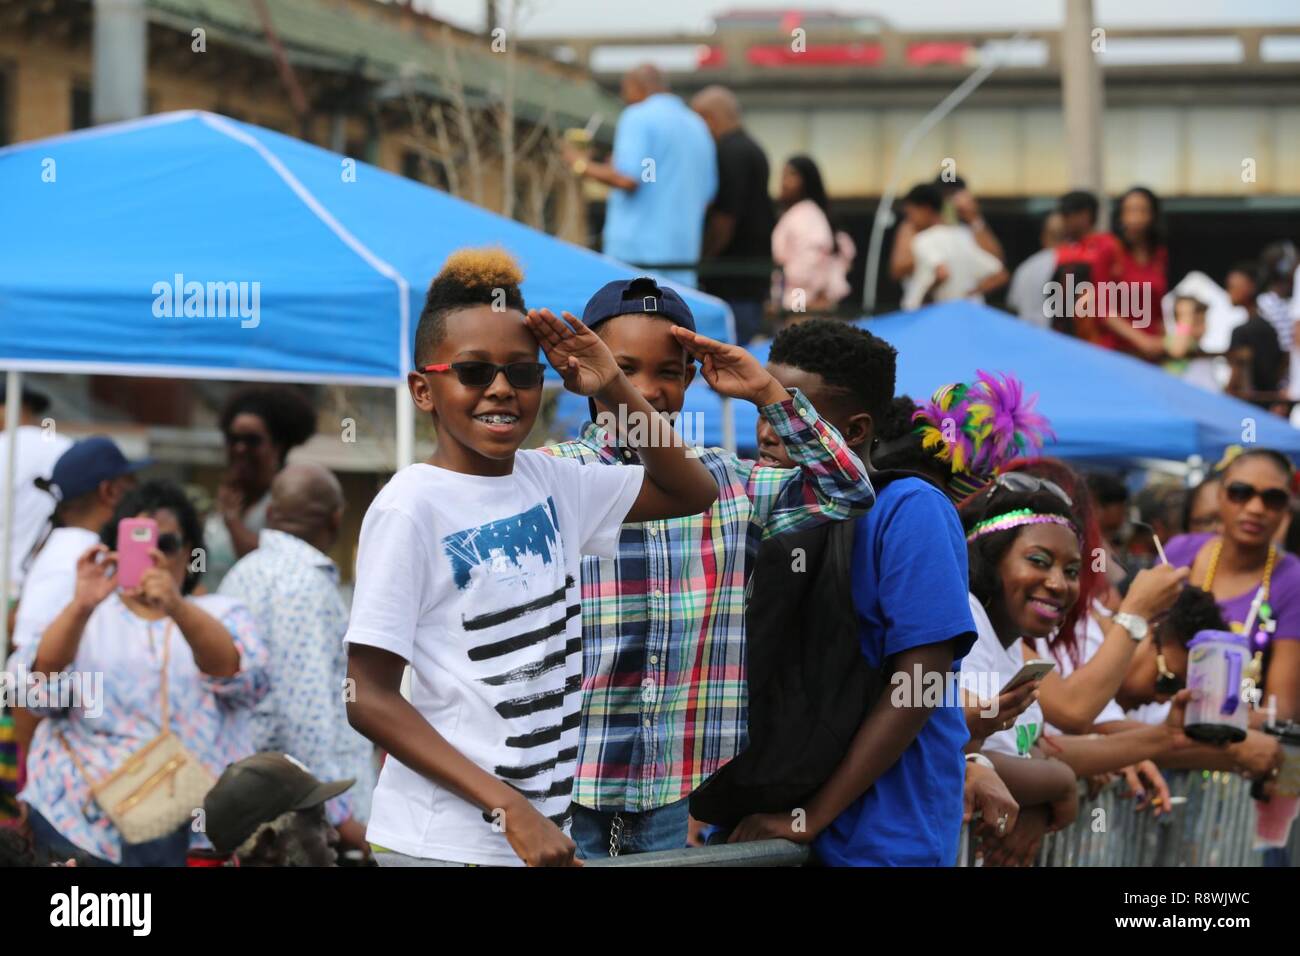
xmin=10 ymin=481 xmax=268 ymax=866
xmin=1164 ymin=448 xmax=1300 ymax=725
xmin=204 ymin=386 xmax=317 ymax=590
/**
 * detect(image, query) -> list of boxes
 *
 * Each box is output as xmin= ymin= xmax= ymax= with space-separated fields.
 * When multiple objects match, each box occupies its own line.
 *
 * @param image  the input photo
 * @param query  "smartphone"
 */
xmin=1000 ymin=659 xmax=1057 ymax=694
xmin=116 ymin=517 xmax=158 ymax=590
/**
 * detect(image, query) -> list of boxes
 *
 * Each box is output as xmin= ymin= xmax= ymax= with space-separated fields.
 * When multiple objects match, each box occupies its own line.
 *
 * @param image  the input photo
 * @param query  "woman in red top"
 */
xmin=1102 ymin=186 xmax=1169 ymax=361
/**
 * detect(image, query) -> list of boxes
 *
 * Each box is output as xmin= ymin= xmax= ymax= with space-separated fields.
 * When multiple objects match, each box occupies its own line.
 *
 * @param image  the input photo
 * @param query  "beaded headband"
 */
xmin=966 ymin=508 xmax=1080 ymax=543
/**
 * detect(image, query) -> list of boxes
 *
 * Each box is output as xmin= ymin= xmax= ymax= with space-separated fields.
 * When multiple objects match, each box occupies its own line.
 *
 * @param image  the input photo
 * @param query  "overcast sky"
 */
xmin=432 ymin=0 xmax=1300 ymax=36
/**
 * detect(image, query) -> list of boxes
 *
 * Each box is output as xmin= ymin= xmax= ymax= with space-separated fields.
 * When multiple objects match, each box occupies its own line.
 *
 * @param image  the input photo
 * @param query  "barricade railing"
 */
xmin=375 ymin=772 xmax=1296 ymax=867
xmin=959 ymin=769 xmax=1296 ymax=867
xmin=585 ymin=839 xmax=810 ymax=867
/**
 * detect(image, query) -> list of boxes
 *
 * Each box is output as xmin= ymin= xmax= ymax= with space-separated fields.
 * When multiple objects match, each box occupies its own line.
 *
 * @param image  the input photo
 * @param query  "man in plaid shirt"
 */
xmin=544 ymin=277 xmax=875 ymax=857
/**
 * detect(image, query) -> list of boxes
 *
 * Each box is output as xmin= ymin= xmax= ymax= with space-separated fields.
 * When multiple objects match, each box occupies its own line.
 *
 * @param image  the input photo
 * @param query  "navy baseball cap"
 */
xmin=581 ymin=277 xmax=697 ymax=334
xmin=38 ymin=436 xmax=152 ymax=502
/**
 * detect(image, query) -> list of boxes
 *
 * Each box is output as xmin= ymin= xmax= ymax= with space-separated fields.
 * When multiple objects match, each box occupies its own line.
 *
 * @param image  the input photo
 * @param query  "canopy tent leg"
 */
xmin=395 ymin=383 xmax=414 ymax=471
xmin=1 ymin=370 xmax=20 ymax=663
xmin=721 ymin=397 xmax=735 ymax=454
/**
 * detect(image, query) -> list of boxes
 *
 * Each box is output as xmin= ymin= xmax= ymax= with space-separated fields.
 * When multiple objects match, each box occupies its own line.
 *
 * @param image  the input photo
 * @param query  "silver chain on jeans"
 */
xmin=608 ymin=812 xmax=624 ymax=857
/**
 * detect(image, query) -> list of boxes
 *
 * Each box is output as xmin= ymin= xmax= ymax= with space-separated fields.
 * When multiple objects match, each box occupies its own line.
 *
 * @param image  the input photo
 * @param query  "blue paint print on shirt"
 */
xmin=442 ymin=498 xmax=561 ymax=591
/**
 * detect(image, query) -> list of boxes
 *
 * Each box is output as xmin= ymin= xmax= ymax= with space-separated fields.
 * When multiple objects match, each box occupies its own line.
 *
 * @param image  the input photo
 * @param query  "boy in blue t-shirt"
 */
xmin=731 ymin=320 xmax=985 ymax=865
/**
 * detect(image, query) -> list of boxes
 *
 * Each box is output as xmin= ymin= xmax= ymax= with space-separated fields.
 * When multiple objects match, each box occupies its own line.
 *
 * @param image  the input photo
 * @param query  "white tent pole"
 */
xmin=1 ymin=370 xmax=21 ymax=663
xmin=395 ymin=384 xmax=414 ymax=471
xmin=721 ymin=397 xmax=736 ymax=454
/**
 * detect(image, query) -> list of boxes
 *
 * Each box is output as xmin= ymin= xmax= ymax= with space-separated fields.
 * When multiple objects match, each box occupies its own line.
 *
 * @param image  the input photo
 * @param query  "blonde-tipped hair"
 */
xmin=437 ymin=247 xmax=524 ymax=290
xmin=415 ymin=247 xmax=528 ymax=363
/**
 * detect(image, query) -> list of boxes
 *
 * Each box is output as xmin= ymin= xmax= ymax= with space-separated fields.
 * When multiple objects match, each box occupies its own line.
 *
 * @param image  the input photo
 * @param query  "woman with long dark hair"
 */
xmin=959 ymin=478 xmax=1194 ymax=865
xmin=770 ymin=155 xmax=855 ymax=314
xmin=1002 ymin=457 xmax=1188 ymax=734
xmin=1100 ymin=186 xmax=1169 ymax=361
xmin=1164 ymin=448 xmax=1300 ymax=723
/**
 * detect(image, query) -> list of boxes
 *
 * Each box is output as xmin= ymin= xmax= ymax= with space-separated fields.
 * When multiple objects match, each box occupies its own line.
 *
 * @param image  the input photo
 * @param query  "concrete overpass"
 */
xmin=525 ymin=23 xmax=1300 ymax=202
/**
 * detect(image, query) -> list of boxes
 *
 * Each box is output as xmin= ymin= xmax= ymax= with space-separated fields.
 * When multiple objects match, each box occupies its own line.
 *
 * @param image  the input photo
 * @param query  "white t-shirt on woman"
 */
xmin=960 ymin=594 xmax=1044 ymax=758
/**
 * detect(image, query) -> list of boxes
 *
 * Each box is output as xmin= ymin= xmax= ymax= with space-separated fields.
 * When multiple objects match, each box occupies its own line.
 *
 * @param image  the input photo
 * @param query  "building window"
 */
xmin=401 ymin=149 xmax=449 ymax=191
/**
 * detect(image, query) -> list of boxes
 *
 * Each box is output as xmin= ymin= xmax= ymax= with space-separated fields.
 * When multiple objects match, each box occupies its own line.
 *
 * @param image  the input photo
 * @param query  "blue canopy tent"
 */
xmin=0 ymin=111 xmax=733 ymax=648
xmin=556 ymin=300 xmax=1300 ymax=462
xmin=0 ymin=110 xmax=732 ymax=390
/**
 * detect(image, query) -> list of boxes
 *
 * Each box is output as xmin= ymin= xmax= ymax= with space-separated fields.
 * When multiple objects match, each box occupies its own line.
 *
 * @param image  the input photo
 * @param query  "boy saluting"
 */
xmin=344 ymin=251 xmax=716 ymax=867
xmin=545 ymin=277 xmax=875 ymax=857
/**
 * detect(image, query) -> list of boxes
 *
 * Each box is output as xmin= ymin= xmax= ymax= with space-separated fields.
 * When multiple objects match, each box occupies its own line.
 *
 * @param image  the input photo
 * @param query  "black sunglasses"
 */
xmin=422 ymin=361 xmax=546 ymax=389
xmin=1224 ymin=480 xmax=1289 ymax=512
xmin=986 ymin=471 xmax=1074 ymax=507
xmin=157 ymin=532 xmax=183 ymax=556
xmin=225 ymin=431 xmax=265 ymax=450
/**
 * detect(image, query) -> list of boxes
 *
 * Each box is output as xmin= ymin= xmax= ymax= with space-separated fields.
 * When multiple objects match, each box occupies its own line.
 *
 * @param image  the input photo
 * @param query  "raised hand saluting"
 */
xmin=669 ymin=326 xmax=789 ymax=407
xmin=524 ymin=308 xmax=620 ymax=397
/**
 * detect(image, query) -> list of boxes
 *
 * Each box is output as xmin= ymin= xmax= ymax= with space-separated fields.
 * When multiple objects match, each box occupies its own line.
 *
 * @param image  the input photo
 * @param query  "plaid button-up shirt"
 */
xmin=543 ymin=389 xmax=874 ymax=811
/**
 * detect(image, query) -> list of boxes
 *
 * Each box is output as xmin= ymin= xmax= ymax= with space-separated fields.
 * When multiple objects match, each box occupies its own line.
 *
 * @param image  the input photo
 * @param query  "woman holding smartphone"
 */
xmin=11 ymin=480 xmax=268 ymax=866
xmin=959 ymin=477 xmax=1195 ymax=865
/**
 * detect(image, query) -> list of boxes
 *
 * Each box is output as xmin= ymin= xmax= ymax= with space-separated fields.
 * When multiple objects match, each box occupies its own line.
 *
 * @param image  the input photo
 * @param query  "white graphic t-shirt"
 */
xmin=344 ymin=452 xmax=643 ymax=865
xmin=960 ymin=594 xmax=1044 ymax=758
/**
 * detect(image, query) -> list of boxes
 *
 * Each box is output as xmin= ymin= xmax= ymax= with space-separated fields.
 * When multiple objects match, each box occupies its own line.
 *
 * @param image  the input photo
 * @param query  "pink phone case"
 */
xmin=116 ymin=517 xmax=158 ymax=590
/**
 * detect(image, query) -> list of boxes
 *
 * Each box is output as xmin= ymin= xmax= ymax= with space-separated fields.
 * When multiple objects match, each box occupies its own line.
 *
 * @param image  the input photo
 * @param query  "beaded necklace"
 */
xmin=1201 ymin=537 xmax=1276 ymax=606
xmin=1200 ymin=536 xmax=1277 ymax=683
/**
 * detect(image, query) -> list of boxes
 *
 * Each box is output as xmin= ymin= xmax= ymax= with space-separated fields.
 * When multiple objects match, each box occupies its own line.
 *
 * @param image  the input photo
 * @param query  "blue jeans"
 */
xmin=26 ymin=805 xmax=190 ymax=867
xmin=570 ymin=797 xmax=691 ymax=860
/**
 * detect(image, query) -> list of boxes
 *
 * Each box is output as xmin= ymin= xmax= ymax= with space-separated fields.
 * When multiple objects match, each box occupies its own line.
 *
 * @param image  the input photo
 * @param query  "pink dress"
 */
xmin=771 ymin=199 xmax=856 ymax=311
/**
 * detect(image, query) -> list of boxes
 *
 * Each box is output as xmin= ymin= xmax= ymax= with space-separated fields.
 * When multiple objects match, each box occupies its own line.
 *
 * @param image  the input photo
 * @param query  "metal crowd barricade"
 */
xmin=375 ymin=776 xmax=1296 ymax=867
xmin=586 ymin=839 xmax=810 ymax=867
xmin=959 ymin=770 xmax=1291 ymax=867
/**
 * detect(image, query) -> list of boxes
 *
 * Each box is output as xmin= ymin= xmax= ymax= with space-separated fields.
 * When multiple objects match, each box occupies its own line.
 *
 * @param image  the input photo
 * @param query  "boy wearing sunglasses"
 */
xmin=343 ymin=250 xmax=717 ymax=867
xmin=543 ymin=278 xmax=875 ymax=858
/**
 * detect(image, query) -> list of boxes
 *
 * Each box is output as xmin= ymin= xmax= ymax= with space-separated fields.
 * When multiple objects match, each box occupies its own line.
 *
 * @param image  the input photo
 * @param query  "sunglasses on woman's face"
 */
xmin=421 ymin=361 xmax=546 ymax=389
xmin=987 ymin=471 xmax=1074 ymax=508
xmin=225 ymin=431 xmax=265 ymax=450
xmin=157 ymin=532 xmax=183 ymax=555
xmin=1224 ymin=480 xmax=1289 ymax=511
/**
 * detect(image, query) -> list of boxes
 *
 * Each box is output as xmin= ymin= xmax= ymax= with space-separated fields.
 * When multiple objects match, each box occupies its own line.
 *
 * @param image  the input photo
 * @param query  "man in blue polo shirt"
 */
xmin=563 ymin=64 xmax=716 ymax=287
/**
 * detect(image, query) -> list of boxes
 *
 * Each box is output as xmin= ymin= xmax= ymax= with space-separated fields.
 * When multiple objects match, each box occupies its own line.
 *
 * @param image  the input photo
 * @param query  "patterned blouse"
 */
xmin=219 ymin=529 xmax=376 ymax=825
xmin=11 ymin=592 xmax=268 ymax=863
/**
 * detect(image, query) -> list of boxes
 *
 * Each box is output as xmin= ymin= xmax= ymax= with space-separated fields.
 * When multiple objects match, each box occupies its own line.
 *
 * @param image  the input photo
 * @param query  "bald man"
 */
xmin=219 ymin=463 xmax=375 ymax=859
xmin=690 ymin=84 xmax=775 ymax=344
xmin=561 ymin=62 xmax=716 ymax=286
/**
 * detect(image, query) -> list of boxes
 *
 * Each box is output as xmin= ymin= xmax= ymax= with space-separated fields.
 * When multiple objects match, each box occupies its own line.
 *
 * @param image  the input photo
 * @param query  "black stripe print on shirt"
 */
xmin=512 ymin=777 xmax=574 ymax=801
xmin=480 ymin=637 xmax=581 ymax=686
xmin=466 ymin=605 xmax=580 ymax=662
xmin=493 ymin=673 xmax=583 ymax=719
xmin=505 ymin=710 xmax=581 ymax=749
xmin=461 ymin=575 xmax=575 ymax=632
xmin=495 ymin=746 xmax=579 ymax=781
